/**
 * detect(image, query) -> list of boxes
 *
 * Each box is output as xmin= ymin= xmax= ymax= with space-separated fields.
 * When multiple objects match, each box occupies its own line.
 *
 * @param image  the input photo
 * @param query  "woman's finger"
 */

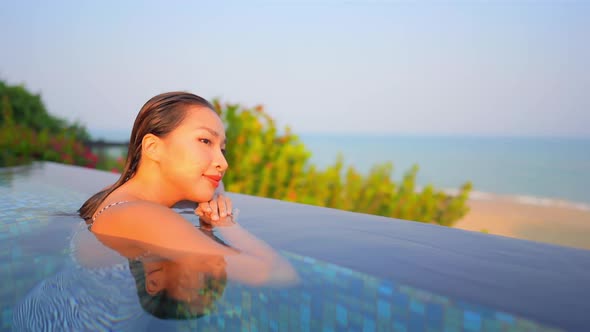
xmin=198 ymin=201 xmax=211 ymax=214
xmin=209 ymin=198 xmax=219 ymax=220
xmin=217 ymin=194 xmax=228 ymax=217
xmin=226 ymin=197 xmax=233 ymax=216
xmin=195 ymin=207 xmax=204 ymax=217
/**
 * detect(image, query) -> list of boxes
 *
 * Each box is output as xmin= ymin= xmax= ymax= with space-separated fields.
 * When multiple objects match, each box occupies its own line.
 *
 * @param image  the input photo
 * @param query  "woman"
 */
xmin=77 ymin=91 xmax=297 ymax=318
xmin=79 ymin=91 xmax=234 ymax=235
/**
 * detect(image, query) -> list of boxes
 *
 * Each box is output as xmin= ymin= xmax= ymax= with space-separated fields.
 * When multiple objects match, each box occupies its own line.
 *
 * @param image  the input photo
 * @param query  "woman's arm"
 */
xmin=204 ymin=216 xmax=299 ymax=286
xmin=90 ymin=201 xmax=238 ymax=257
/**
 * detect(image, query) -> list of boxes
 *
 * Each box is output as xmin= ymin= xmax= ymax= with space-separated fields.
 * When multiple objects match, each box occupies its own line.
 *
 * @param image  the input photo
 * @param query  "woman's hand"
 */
xmin=195 ymin=194 xmax=235 ymax=228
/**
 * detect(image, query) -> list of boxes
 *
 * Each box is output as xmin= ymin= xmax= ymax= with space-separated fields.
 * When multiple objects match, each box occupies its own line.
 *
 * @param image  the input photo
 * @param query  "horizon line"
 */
xmin=88 ymin=127 xmax=590 ymax=141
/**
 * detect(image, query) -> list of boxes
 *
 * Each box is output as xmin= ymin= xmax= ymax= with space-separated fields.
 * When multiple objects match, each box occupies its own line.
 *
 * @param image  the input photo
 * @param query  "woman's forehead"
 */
xmin=179 ymin=107 xmax=225 ymax=133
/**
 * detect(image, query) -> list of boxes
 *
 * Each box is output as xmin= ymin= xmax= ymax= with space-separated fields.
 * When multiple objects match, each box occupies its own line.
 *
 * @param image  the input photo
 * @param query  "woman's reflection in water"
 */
xmin=93 ymin=220 xmax=297 ymax=320
xmin=128 ymin=227 xmax=229 ymax=319
xmin=129 ymin=251 xmax=228 ymax=319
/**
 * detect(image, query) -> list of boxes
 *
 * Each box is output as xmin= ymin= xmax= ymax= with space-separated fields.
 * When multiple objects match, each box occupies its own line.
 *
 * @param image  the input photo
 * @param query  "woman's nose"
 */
xmin=215 ymin=151 xmax=229 ymax=171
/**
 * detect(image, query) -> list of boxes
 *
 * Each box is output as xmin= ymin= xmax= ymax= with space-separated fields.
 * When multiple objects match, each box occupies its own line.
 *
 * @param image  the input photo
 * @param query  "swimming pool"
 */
xmin=1 ymin=162 xmax=588 ymax=331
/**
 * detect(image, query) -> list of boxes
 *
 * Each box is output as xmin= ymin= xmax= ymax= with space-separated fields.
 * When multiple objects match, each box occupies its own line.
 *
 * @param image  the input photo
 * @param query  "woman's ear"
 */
xmin=142 ymin=133 xmax=162 ymax=162
xmin=145 ymin=265 xmax=166 ymax=295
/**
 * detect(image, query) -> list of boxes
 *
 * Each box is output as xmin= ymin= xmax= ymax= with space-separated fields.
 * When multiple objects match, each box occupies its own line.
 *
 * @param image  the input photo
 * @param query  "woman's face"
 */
xmin=145 ymin=257 xmax=226 ymax=311
xmin=158 ymin=106 xmax=228 ymax=203
xmin=166 ymin=257 xmax=226 ymax=301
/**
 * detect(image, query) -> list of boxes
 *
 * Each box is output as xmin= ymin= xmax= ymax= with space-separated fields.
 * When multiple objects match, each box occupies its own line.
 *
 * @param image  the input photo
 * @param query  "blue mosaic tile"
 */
xmin=336 ymin=304 xmax=348 ymax=325
xmin=410 ymin=299 xmax=425 ymax=315
xmin=495 ymin=311 xmax=515 ymax=324
xmin=464 ymin=310 xmax=482 ymax=331
xmin=393 ymin=321 xmax=407 ymax=332
xmin=426 ymin=303 xmax=443 ymax=324
xmin=444 ymin=326 xmax=461 ymax=332
xmin=300 ymin=304 xmax=310 ymax=321
xmin=2 ymin=308 xmax=12 ymax=328
xmin=379 ymin=281 xmax=394 ymax=297
xmin=378 ymin=299 xmax=391 ymax=320
xmin=362 ymin=316 xmax=376 ymax=332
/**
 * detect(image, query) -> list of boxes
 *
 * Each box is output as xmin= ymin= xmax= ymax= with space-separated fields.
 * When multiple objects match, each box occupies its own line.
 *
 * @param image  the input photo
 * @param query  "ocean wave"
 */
xmin=436 ymin=187 xmax=494 ymax=200
xmin=439 ymin=188 xmax=590 ymax=211
xmin=510 ymin=195 xmax=590 ymax=211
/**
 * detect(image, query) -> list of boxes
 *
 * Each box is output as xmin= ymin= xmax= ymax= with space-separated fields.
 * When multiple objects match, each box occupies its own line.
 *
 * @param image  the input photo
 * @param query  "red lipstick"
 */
xmin=204 ymin=174 xmax=222 ymax=188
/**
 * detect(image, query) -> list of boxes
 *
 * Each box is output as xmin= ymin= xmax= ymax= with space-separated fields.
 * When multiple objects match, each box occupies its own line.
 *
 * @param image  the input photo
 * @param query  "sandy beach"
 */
xmin=454 ymin=196 xmax=590 ymax=250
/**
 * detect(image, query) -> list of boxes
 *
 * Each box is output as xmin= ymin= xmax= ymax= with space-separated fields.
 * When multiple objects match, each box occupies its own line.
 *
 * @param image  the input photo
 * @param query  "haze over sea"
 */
xmin=90 ymin=129 xmax=590 ymax=209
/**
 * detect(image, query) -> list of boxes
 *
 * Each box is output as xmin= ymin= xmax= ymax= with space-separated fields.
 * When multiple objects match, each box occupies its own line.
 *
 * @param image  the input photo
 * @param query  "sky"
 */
xmin=1 ymin=0 xmax=589 ymax=139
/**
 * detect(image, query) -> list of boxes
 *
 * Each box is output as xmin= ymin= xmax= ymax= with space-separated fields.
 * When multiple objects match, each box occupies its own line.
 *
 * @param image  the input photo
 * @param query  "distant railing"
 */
xmin=84 ymin=140 xmax=129 ymax=160
xmin=83 ymin=140 xmax=129 ymax=148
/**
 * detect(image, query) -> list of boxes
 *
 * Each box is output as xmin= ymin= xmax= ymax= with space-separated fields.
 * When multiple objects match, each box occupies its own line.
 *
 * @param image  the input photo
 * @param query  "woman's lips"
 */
xmin=204 ymin=175 xmax=221 ymax=188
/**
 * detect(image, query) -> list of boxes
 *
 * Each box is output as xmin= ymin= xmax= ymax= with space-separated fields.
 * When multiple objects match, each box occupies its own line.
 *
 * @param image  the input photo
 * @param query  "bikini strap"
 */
xmin=88 ymin=201 xmax=130 ymax=230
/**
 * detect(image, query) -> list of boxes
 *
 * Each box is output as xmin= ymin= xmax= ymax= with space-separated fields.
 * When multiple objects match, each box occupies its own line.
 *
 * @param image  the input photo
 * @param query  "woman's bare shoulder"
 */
xmin=91 ymin=200 xmax=189 ymax=237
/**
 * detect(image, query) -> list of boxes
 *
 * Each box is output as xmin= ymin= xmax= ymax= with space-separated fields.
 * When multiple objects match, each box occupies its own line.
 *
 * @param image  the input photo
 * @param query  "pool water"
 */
xmin=0 ymin=164 xmax=568 ymax=331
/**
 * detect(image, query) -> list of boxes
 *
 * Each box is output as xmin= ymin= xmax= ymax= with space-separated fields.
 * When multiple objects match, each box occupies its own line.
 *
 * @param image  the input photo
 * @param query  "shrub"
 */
xmin=0 ymin=81 xmax=89 ymax=142
xmin=0 ymin=92 xmax=98 ymax=168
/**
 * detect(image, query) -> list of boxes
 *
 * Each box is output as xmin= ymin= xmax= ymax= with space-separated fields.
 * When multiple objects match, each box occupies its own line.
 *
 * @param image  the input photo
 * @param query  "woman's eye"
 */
xmin=199 ymin=138 xmax=211 ymax=145
xmin=221 ymin=148 xmax=227 ymax=156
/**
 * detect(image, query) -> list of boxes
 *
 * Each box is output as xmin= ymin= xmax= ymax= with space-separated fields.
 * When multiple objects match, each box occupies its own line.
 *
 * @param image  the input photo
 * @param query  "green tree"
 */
xmin=0 ymin=81 xmax=97 ymax=168
xmin=0 ymin=80 xmax=90 ymax=141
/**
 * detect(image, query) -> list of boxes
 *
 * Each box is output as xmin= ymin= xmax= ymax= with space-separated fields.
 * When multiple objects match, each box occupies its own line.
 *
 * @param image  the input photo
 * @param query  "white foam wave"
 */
xmin=439 ymin=188 xmax=495 ymax=200
xmin=416 ymin=186 xmax=590 ymax=211
xmin=510 ymin=195 xmax=590 ymax=211
xmin=438 ymin=188 xmax=590 ymax=211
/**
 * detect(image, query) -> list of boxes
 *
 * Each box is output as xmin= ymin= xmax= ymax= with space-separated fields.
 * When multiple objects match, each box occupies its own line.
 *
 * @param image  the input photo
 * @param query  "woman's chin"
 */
xmin=191 ymin=191 xmax=216 ymax=203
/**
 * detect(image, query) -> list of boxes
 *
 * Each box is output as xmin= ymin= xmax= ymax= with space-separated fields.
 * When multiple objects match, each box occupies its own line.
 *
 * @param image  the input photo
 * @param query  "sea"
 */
xmin=89 ymin=130 xmax=590 ymax=210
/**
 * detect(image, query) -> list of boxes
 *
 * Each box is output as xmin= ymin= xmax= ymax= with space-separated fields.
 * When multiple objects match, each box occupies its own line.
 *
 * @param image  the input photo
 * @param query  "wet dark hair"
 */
xmin=128 ymin=259 xmax=227 ymax=320
xmin=78 ymin=92 xmax=215 ymax=221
